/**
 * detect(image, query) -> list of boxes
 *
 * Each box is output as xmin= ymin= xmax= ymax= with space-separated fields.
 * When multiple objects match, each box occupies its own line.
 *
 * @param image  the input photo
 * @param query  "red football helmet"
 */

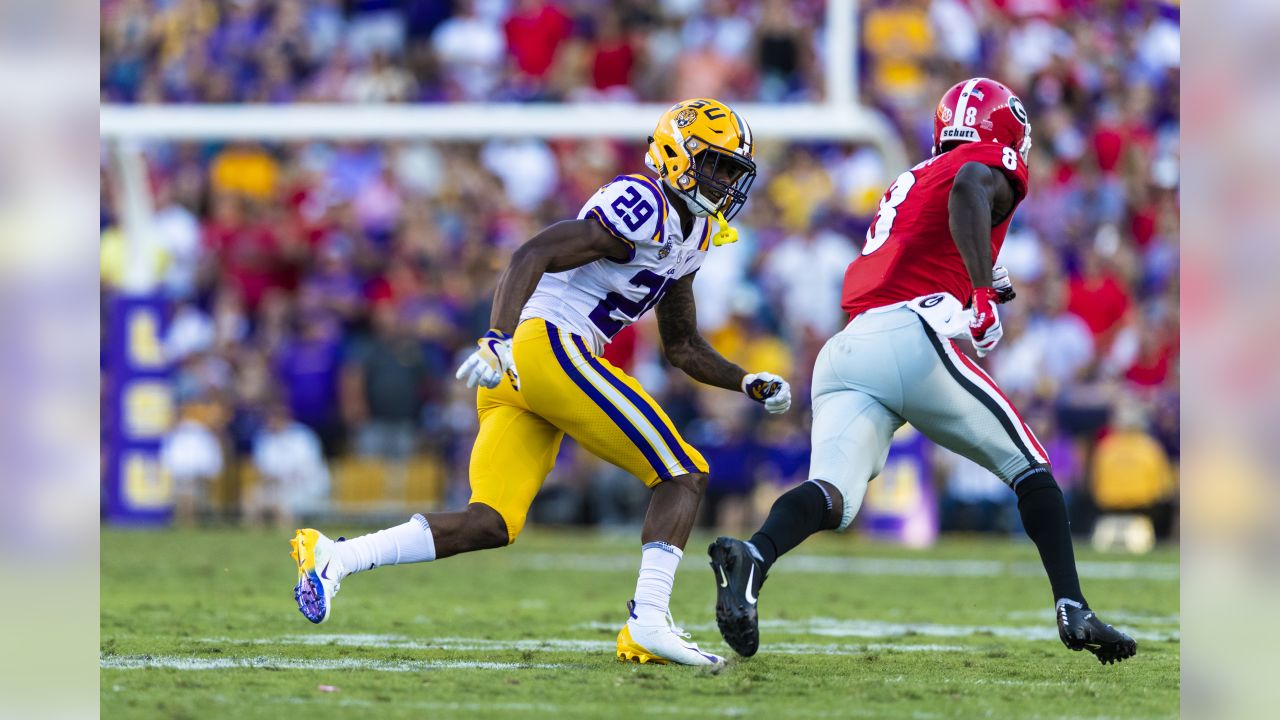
xmin=932 ymin=77 xmax=1032 ymax=163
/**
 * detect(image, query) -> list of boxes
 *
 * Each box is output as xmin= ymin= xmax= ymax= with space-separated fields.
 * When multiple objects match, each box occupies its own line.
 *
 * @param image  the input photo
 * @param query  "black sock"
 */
xmin=749 ymin=481 xmax=837 ymax=573
xmin=1015 ymin=468 xmax=1087 ymax=607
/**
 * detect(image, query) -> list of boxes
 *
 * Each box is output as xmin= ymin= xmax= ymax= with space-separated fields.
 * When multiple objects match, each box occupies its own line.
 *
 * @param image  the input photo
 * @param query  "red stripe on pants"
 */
xmin=947 ymin=340 xmax=1050 ymax=463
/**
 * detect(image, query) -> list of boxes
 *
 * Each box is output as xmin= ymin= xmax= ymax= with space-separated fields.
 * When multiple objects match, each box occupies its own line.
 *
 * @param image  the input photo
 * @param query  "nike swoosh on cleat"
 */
xmin=320 ymin=561 xmax=331 ymax=581
xmin=744 ymin=566 xmax=757 ymax=605
xmin=717 ymin=566 xmax=729 ymax=588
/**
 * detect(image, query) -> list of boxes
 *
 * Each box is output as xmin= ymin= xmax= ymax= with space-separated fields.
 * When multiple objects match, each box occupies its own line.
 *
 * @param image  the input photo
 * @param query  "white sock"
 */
xmin=333 ymin=514 xmax=437 ymax=577
xmin=632 ymin=541 xmax=682 ymax=625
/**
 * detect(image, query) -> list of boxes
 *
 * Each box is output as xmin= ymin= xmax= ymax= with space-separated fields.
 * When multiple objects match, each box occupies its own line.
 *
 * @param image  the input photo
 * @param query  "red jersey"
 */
xmin=841 ymin=142 xmax=1030 ymax=320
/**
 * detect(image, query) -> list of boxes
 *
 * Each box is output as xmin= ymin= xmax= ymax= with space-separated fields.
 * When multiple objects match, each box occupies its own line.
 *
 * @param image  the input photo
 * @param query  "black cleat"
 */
xmin=1057 ymin=602 xmax=1138 ymax=665
xmin=708 ymin=537 xmax=766 ymax=657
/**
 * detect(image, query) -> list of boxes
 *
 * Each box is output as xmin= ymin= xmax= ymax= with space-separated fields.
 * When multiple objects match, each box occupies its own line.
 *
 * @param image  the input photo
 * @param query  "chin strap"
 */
xmin=711 ymin=211 xmax=739 ymax=246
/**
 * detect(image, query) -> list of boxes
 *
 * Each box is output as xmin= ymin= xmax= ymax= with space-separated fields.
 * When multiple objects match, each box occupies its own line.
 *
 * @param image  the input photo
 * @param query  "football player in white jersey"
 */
xmin=290 ymin=99 xmax=792 ymax=667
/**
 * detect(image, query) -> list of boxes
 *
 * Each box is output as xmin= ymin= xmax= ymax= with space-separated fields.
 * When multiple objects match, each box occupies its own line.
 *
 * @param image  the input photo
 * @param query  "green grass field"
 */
xmin=101 ymin=527 xmax=1179 ymax=719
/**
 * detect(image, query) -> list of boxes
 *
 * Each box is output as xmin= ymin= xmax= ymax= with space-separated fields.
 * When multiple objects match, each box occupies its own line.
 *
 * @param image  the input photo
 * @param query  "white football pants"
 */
xmin=809 ymin=306 xmax=1050 ymax=530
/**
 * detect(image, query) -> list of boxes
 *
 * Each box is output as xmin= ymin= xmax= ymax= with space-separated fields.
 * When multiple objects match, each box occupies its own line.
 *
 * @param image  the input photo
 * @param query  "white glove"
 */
xmin=456 ymin=329 xmax=520 ymax=390
xmin=992 ymin=265 xmax=1016 ymax=304
xmin=742 ymin=372 xmax=792 ymax=414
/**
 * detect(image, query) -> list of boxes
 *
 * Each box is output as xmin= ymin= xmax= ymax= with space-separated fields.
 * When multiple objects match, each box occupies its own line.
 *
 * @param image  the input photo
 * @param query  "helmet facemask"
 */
xmin=678 ymin=141 xmax=756 ymax=221
xmin=1017 ymin=123 xmax=1033 ymax=164
xmin=1008 ymin=93 xmax=1033 ymax=164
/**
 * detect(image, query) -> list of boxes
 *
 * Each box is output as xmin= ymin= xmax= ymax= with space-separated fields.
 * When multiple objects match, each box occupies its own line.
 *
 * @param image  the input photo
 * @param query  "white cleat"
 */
xmin=289 ymin=529 xmax=347 ymax=624
xmin=616 ymin=601 xmax=725 ymax=667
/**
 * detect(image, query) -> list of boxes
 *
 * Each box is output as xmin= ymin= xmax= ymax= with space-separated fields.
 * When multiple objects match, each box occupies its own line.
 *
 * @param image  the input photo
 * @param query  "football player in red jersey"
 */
xmin=709 ymin=78 xmax=1137 ymax=665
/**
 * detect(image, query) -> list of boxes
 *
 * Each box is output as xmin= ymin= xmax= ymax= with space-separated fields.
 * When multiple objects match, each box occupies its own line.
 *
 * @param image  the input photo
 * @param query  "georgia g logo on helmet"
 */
xmin=1008 ymin=96 xmax=1028 ymax=126
xmin=644 ymin=98 xmax=757 ymax=221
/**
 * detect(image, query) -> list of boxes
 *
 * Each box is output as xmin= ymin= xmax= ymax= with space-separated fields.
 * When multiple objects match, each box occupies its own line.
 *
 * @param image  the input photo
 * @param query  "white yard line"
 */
xmin=768 ymin=642 xmax=967 ymax=654
xmin=191 ymin=614 xmax=1180 ymax=655
xmin=196 ymin=634 xmax=970 ymax=655
xmin=760 ymin=617 xmax=1179 ymax=642
xmin=100 ymin=655 xmax=563 ymax=671
xmin=885 ymin=674 xmax=1072 ymax=688
xmin=198 ymin=635 xmax=611 ymax=653
xmin=268 ymin=695 xmax=907 ymax=718
xmin=521 ymin=553 xmax=1179 ymax=581
xmin=117 ymin=613 xmax=1179 ymax=675
xmin=1005 ymin=609 xmax=1180 ymax=626
xmin=274 ymin=697 xmax=566 ymax=713
xmin=571 ymin=617 xmax=1179 ymax=642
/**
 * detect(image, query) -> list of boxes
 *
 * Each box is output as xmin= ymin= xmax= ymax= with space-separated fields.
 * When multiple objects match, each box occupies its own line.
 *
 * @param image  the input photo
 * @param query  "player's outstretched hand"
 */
xmin=456 ymin=329 xmax=520 ymax=390
xmin=992 ymin=265 xmax=1016 ymax=304
xmin=968 ymin=287 xmax=1003 ymax=358
xmin=742 ymin=372 xmax=792 ymax=414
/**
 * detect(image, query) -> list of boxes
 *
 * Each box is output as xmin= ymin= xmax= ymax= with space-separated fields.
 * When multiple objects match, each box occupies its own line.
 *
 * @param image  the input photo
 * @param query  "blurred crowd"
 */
xmin=101 ymin=0 xmax=827 ymax=104
xmin=100 ymin=0 xmax=1179 ymax=543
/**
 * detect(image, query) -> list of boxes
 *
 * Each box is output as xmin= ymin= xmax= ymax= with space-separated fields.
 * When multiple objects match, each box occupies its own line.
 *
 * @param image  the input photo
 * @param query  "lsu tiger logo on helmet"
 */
xmin=645 ymin=99 xmax=757 ymax=221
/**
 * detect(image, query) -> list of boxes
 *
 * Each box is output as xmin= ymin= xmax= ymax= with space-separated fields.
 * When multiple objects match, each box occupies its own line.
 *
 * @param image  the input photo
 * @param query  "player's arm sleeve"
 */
xmin=577 ymin=176 xmax=666 ymax=263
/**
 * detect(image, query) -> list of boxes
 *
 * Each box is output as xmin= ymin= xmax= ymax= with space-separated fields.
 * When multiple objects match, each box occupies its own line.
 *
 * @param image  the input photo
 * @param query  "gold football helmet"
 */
xmin=645 ymin=98 xmax=756 ymax=222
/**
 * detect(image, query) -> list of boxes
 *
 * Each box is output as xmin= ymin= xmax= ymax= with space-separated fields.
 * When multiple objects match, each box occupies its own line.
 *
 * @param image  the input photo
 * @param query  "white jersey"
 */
xmin=521 ymin=174 xmax=712 ymax=354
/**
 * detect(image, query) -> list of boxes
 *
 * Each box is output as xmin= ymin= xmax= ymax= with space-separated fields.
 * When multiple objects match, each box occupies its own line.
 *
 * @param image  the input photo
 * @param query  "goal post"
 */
xmin=100 ymin=101 xmax=902 ymax=159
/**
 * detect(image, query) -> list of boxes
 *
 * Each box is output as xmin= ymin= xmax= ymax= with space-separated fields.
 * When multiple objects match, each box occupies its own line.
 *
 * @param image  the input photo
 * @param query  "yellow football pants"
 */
xmin=471 ymin=319 xmax=708 ymax=542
